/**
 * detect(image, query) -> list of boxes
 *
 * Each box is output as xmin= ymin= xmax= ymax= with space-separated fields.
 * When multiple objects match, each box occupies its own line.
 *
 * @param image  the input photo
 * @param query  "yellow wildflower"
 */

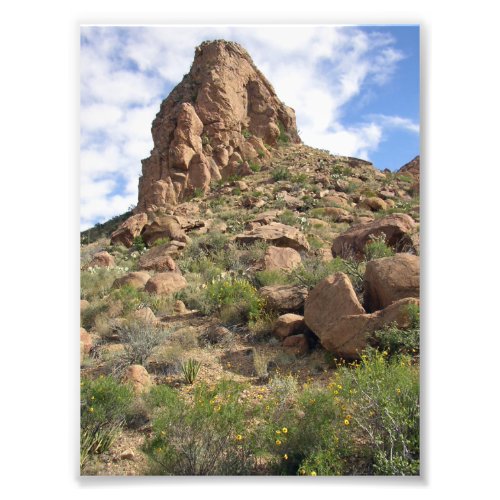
xmin=311 ymin=471 xmax=317 ymax=476
xmin=89 ymin=407 xmax=94 ymax=413
xmin=276 ymin=430 xmax=281 ymax=435
xmin=283 ymin=454 xmax=288 ymax=460
xmin=235 ymin=434 xmax=243 ymax=441
xmin=396 ymin=388 xmax=401 ymax=394
xmin=275 ymin=439 xmax=282 ymax=446
xmin=282 ymin=427 xmax=288 ymax=434
xmin=344 ymin=419 xmax=350 ymax=426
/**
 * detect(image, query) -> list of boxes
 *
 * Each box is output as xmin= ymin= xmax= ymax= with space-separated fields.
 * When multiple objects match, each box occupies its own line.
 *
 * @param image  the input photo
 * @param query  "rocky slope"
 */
xmin=80 ymin=39 xmax=421 ymax=476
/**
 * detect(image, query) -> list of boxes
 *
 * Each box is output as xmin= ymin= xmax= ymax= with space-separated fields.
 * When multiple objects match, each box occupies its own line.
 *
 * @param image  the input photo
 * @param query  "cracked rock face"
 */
xmin=137 ymin=40 xmax=301 ymax=212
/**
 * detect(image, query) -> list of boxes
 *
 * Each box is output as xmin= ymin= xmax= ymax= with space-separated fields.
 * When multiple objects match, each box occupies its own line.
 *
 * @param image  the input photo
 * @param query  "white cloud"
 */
xmin=80 ymin=26 xmax=417 ymax=229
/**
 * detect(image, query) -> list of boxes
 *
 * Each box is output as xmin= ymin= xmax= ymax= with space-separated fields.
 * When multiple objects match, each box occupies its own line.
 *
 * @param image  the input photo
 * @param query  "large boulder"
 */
xmin=319 ymin=298 xmax=419 ymax=359
xmin=112 ymin=271 xmax=151 ymax=290
xmin=80 ymin=327 xmax=92 ymax=355
xmin=144 ymin=272 xmax=187 ymax=295
xmin=130 ymin=307 xmax=158 ymax=324
xmin=363 ymin=254 xmax=420 ymax=312
xmin=260 ymin=285 xmax=308 ymax=313
xmin=235 ymin=222 xmax=310 ymax=252
xmin=304 ymin=273 xmax=365 ymax=337
xmin=86 ymin=251 xmax=115 ymax=269
xmin=141 ymin=215 xmax=189 ymax=246
xmin=110 ymin=213 xmax=148 ymax=248
xmin=259 ymin=246 xmax=302 ymax=272
xmin=331 ymin=213 xmax=418 ymax=259
xmin=138 ymin=245 xmax=180 ymax=272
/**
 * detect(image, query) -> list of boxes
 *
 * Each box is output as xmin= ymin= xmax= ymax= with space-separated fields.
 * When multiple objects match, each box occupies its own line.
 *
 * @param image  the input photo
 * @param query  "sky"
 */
xmin=80 ymin=25 xmax=420 ymax=230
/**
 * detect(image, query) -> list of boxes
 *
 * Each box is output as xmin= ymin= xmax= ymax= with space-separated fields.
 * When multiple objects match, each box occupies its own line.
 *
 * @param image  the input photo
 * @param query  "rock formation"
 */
xmin=136 ymin=40 xmax=301 ymax=212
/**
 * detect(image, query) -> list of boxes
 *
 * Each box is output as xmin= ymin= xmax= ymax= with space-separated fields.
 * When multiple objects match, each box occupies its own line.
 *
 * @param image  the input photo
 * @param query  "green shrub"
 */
xmin=204 ymin=276 xmax=264 ymax=324
xmin=271 ymin=166 xmax=292 ymax=181
xmin=254 ymin=269 xmax=291 ymax=287
xmin=277 ymin=209 xmax=298 ymax=226
xmin=133 ymin=235 xmax=146 ymax=251
xmin=152 ymin=236 xmax=171 ymax=247
xmin=277 ymin=122 xmax=290 ymax=144
xmin=373 ymin=305 xmax=420 ymax=356
xmin=249 ymin=161 xmax=261 ymax=172
xmin=81 ymin=300 xmax=108 ymax=330
xmin=364 ymin=235 xmax=395 ymax=261
xmin=181 ymin=358 xmax=201 ymax=384
xmin=81 ymin=267 xmax=124 ymax=301
xmin=242 ymin=128 xmax=252 ymax=139
xmin=80 ymin=376 xmax=134 ymax=469
xmin=111 ymin=285 xmax=146 ymax=315
xmin=290 ymin=257 xmax=346 ymax=289
xmin=143 ymin=381 xmax=256 ymax=475
xmin=336 ymin=349 xmax=420 ymax=475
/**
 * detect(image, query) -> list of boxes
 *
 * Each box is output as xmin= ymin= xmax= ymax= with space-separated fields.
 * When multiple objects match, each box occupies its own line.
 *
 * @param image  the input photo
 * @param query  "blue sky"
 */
xmin=80 ymin=25 xmax=419 ymax=230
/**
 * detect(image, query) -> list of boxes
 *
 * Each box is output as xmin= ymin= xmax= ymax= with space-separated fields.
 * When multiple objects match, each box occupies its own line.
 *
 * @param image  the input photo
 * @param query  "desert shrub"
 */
xmin=336 ymin=349 xmax=420 ymax=475
xmin=277 ymin=209 xmax=299 ymax=226
xmin=291 ymin=172 xmax=309 ymax=185
xmin=330 ymin=163 xmax=352 ymax=179
xmin=247 ymin=311 xmax=278 ymax=342
xmin=277 ymin=122 xmax=290 ymax=144
xmin=204 ymin=276 xmax=264 ymax=324
xmin=249 ymin=160 xmax=261 ymax=172
xmin=117 ymin=320 xmax=171 ymax=366
xmin=80 ymin=267 xmax=124 ymax=301
xmin=111 ymin=285 xmax=146 ymax=315
xmin=152 ymin=236 xmax=171 ymax=247
xmin=143 ymin=381 xmax=257 ymax=475
xmin=80 ymin=376 xmax=134 ymax=469
xmin=252 ymin=348 xmax=271 ymax=380
xmin=81 ymin=300 xmax=108 ymax=330
xmin=289 ymin=257 xmax=346 ymax=289
xmin=271 ymin=166 xmax=292 ymax=181
xmin=132 ymin=235 xmax=146 ymax=251
xmin=242 ymin=128 xmax=252 ymax=139
xmin=181 ymin=358 xmax=201 ymax=384
xmin=364 ymin=234 xmax=395 ymax=261
xmin=373 ymin=304 xmax=420 ymax=356
xmin=254 ymin=269 xmax=291 ymax=287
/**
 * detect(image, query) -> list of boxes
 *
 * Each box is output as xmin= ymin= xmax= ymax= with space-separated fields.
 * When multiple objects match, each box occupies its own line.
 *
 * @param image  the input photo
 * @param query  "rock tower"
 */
xmin=136 ymin=40 xmax=301 ymax=212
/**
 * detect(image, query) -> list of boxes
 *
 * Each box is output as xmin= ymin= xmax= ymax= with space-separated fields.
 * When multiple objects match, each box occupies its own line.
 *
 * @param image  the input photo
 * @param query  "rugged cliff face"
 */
xmin=136 ymin=40 xmax=301 ymax=212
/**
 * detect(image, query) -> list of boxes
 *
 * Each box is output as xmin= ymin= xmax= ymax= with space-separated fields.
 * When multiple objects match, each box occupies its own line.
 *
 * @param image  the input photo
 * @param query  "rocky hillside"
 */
xmin=80 ymin=40 xmax=420 ymax=476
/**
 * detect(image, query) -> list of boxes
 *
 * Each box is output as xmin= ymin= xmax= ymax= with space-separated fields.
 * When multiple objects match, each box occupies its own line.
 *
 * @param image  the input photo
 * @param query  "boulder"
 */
xmin=141 ymin=215 xmax=189 ymax=246
xmin=138 ymin=245 xmax=180 ymax=272
xmin=122 ymin=365 xmax=152 ymax=393
xmin=80 ymin=299 xmax=90 ymax=312
xmin=86 ymin=251 xmax=115 ymax=269
xmin=80 ymin=327 xmax=92 ymax=355
xmin=319 ymin=298 xmax=420 ymax=359
xmin=130 ymin=307 xmax=157 ymax=324
xmin=144 ymin=272 xmax=188 ymax=295
xmin=358 ymin=197 xmax=387 ymax=212
xmin=260 ymin=285 xmax=308 ymax=313
xmin=110 ymin=213 xmax=148 ymax=248
xmin=363 ymin=254 xmax=420 ymax=312
xmin=112 ymin=271 xmax=151 ymax=290
xmin=259 ymin=246 xmax=302 ymax=272
xmin=235 ymin=222 xmax=310 ymax=252
xmin=304 ymin=273 xmax=365 ymax=338
xmin=323 ymin=207 xmax=352 ymax=222
xmin=331 ymin=214 xmax=418 ymax=259
xmin=282 ymin=334 xmax=309 ymax=356
xmin=273 ymin=313 xmax=306 ymax=339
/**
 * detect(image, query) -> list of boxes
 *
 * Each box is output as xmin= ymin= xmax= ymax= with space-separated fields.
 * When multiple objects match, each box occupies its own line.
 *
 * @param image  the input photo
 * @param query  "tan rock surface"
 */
xmin=235 ymin=222 xmax=310 ymax=253
xmin=331 ymin=213 xmax=418 ymax=259
xmin=137 ymin=40 xmax=300 ymax=212
xmin=363 ymin=254 xmax=420 ymax=312
xmin=112 ymin=272 xmax=151 ymax=290
xmin=144 ymin=272 xmax=187 ymax=295
xmin=110 ymin=213 xmax=148 ymax=248
xmin=259 ymin=246 xmax=302 ymax=272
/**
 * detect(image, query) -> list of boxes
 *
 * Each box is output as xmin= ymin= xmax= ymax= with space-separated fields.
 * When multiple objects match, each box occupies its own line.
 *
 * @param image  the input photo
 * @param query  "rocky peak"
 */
xmin=137 ymin=39 xmax=301 ymax=213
